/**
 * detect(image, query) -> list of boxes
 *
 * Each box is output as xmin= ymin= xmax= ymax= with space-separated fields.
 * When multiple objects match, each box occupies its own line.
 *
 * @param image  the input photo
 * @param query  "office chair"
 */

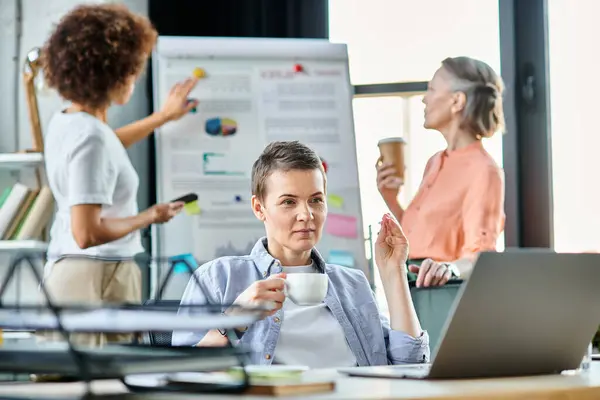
xmin=142 ymin=299 xmax=181 ymax=346
xmin=409 ymin=280 xmax=463 ymax=349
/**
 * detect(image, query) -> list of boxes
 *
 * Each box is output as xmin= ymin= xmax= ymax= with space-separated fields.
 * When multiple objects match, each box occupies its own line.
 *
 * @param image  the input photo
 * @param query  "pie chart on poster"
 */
xmin=205 ymin=117 xmax=238 ymax=136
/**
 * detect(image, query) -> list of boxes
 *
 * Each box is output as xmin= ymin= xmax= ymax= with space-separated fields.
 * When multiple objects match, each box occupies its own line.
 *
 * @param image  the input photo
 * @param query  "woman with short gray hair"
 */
xmin=376 ymin=56 xmax=506 ymax=288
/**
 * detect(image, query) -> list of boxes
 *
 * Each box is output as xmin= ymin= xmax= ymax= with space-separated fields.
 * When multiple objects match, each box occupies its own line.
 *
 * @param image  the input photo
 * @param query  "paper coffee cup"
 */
xmin=378 ymin=137 xmax=406 ymax=180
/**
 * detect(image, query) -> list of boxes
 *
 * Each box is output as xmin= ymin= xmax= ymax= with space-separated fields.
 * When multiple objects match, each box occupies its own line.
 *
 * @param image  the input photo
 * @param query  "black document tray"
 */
xmin=0 ymin=342 xmax=249 ymax=380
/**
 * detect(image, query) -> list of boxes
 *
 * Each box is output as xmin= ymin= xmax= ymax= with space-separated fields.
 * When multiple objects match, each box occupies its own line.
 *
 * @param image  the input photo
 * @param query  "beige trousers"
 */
xmin=36 ymin=257 xmax=141 ymax=348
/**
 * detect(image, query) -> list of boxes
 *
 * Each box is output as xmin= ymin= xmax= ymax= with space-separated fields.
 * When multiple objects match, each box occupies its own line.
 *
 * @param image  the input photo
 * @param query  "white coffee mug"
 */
xmin=284 ymin=273 xmax=328 ymax=306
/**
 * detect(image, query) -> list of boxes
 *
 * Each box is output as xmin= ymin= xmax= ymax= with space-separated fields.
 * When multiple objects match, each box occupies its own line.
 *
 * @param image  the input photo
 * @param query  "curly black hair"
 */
xmin=41 ymin=3 xmax=157 ymax=109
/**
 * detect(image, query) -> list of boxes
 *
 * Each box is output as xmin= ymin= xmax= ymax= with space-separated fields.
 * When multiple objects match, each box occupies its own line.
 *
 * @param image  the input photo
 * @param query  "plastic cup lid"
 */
xmin=378 ymin=137 xmax=406 ymax=145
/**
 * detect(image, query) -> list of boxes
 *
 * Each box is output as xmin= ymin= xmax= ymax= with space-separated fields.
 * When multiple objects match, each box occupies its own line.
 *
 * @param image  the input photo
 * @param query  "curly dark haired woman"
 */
xmin=38 ymin=4 xmax=198 ymax=347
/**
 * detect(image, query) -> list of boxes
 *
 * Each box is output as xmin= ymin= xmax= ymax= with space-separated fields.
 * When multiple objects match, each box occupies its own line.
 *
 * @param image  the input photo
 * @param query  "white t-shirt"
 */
xmin=273 ymin=264 xmax=357 ymax=368
xmin=44 ymin=111 xmax=144 ymax=266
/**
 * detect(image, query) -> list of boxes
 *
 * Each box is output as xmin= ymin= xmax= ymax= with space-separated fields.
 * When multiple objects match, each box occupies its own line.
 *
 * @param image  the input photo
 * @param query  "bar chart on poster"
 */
xmin=151 ymin=37 xmax=368 ymax=297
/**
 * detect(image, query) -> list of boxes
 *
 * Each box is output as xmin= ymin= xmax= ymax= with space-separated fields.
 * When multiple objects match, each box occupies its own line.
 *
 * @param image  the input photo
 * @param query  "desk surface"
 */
xmin=1 ymin=364 xmax=600 ymax=399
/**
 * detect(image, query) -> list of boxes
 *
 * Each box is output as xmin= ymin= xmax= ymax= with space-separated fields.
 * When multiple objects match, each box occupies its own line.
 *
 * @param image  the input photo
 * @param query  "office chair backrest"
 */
xmin=142 ymin=299 xmax=181 ymax=346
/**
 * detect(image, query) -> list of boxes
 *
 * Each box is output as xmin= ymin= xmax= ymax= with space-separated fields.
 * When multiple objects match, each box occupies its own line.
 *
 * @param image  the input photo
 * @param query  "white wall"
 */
xmin=548 ymin=0 xmax=600 ymax=253
xmin=328 ymin=0 xmax=501 ymax=84
xmin=0 ymin=0 xmax=151 ymax=304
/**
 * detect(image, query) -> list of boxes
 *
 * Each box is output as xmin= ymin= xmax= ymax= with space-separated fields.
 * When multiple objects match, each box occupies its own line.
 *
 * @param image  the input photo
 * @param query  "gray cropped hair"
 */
xmin=251 ymin=141 xmax=326 ymax=201
xmin=442 ymin=56 xmax=505 ymax=138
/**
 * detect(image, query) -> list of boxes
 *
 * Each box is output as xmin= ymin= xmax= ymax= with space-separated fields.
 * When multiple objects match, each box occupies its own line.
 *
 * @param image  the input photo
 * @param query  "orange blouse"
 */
xmin=401 ymin=141 xmax=505 ymax=262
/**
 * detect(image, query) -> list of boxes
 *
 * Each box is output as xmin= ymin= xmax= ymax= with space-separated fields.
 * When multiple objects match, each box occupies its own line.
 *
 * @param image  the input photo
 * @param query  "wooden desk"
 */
xmin=1 ymin=364 xmax=600 ymax=399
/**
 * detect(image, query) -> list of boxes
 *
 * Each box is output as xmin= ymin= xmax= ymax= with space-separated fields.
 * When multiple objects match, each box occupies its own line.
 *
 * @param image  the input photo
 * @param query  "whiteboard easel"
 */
xmin=151 ymin=37 xmax=367 ymax=298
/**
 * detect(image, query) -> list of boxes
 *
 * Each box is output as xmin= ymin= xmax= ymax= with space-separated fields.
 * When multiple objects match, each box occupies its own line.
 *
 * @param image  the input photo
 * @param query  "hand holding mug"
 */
xmin=233 ymin=273 xmax=287 ymax=318
xmin=376 ymin=159 xmax=404 ymax=205
xmin=376 ymin=137 xmax=406 ymax=206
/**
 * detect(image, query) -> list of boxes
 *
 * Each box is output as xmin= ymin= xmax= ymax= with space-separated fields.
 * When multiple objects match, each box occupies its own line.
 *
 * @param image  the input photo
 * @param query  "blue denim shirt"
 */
xmin=172 ymin=238 xmax=430 ymax=366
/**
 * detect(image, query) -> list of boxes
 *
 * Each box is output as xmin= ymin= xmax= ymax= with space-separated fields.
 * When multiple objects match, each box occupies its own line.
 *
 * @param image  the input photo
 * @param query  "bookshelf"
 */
xmin=0 ymin=153 xmax=44 ymax=170
xmin=0 ymin=47 xmax=52 ymax=254
xmin=0 ymin=155 xmax=51 ymax=251
xmin=0 ymin=48 xmax=52 ymax=333
xmin=0 ymin=239 xmax=47 ymax=253
xmin=0 ymin=47 xmax=53 ymax=253
xmin=0 ymin=153 xmax=50 ymax=321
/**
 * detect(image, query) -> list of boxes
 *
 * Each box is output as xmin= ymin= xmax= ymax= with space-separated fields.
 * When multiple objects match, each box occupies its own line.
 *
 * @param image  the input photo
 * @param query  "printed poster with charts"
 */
xmin=152 ymin=37 xmax=369 ymax=298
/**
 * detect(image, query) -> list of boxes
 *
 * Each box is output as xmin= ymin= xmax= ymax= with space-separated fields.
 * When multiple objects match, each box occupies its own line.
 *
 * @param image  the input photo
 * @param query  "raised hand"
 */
xmin=374 ymin=213 xmax=409 ymax=277
xmin=161 ymin=77 xmax=199 ymax=122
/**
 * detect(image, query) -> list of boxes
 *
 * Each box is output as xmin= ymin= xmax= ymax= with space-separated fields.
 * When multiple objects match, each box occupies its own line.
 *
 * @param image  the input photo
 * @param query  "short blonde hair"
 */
xmin=441 ymin=56 xmax=505 ymax=138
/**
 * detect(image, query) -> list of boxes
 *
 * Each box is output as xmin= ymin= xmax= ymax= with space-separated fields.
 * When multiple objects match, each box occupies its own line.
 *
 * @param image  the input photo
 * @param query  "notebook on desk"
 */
xmin=340 ymin=250 xmax=600 ymax=380
xmin=169 ymin=372 xmax=336 ymax=396
xmin=124 ymin=368 xmax=336 ymax=396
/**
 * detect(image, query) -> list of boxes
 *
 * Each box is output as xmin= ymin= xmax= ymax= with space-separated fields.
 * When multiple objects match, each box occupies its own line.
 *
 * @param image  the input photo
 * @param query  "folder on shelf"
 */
xmin=0 ymin=183 xmax=31 ymax=238
xmin=0 ymin=187 xmax=12 ymax=207
xmin=14 ymin=186 xmax=54 ymax=240
xmin=4 ymin=189 xmax=39 ymax=240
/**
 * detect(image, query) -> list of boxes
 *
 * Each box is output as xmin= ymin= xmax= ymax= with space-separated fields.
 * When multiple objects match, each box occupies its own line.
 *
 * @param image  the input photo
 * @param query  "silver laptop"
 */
xmin=340 ymin=250 xmax=600 ymax=379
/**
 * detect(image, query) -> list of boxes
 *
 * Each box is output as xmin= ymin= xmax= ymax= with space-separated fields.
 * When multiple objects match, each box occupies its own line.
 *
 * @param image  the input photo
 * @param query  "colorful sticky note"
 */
xmin=326 ymin=213 xmax=358 ymax=239
xmin=170 ymin=253 xmax=199 ymax=275
xmin=184 ymin=201 xmax=201 ymax=215
xmin=193 ymin=67 xmax=206 ymax=78
xmin=327 ymin=194 xmax=344 ymax=209
xmin=328 ymin=250 xmax=355 ymax=268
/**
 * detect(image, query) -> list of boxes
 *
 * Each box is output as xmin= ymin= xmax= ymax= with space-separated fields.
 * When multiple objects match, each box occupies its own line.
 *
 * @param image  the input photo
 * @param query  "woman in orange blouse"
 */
xmin=376 ymin=56 xmax=505 ymax=288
